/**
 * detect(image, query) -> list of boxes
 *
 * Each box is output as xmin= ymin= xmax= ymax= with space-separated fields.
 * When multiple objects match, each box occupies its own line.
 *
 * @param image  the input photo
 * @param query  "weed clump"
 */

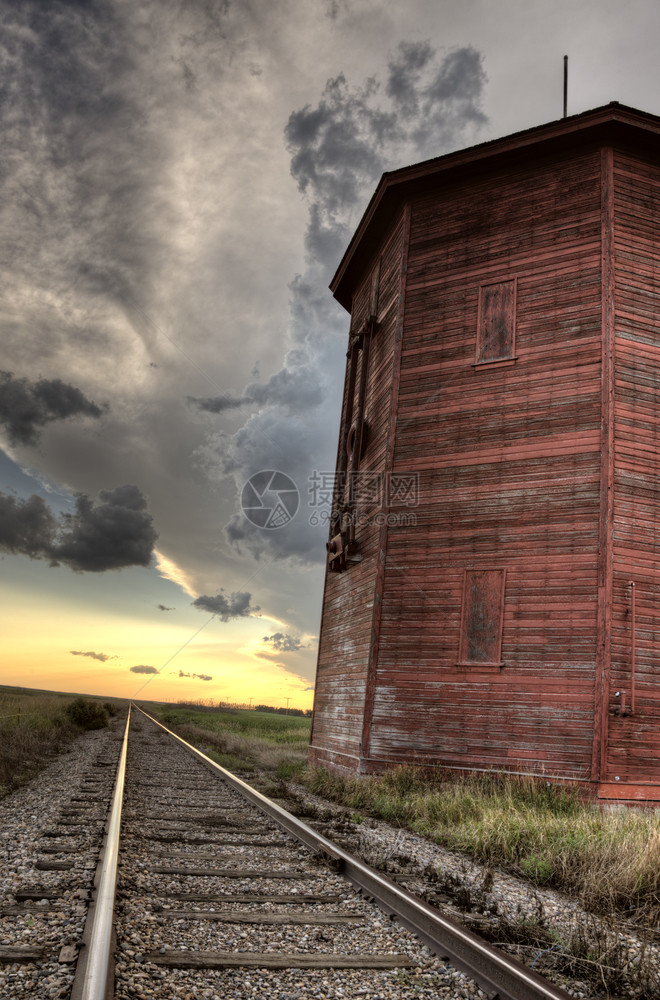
xmin=64 ymin=697 xmax=109 ymax=730
xmin=304 ymin=765 xmax=660 ymax=918
xmin=0 ymin=690 xmax=117 ymax=798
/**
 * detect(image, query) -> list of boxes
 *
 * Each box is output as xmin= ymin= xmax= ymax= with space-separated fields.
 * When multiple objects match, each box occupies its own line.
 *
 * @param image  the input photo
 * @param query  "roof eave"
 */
xmin=330 ymin=102 xmax=660 ymax=312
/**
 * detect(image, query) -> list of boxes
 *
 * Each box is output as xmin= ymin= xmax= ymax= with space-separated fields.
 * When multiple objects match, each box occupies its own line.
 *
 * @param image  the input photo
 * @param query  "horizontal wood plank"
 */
xmin=147 ymin=949 xmax=416 ymax=970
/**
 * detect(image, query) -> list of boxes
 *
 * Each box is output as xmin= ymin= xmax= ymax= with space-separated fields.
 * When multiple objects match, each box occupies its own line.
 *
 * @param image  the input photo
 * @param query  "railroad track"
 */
xmin=0 ymin=705 xmax=574 ymax=1000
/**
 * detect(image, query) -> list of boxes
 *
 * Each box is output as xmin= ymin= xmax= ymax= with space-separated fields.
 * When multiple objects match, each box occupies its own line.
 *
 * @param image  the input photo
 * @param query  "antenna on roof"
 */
xmin=563 ymin=55 xmax=568 ymax=118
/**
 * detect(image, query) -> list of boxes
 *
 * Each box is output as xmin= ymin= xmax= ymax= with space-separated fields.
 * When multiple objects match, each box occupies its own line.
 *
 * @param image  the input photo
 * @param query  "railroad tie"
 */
xmin=145 ymin=950 xmax=417 ymax=970
xmin=153 ymin=908 xmax=365 ymax=925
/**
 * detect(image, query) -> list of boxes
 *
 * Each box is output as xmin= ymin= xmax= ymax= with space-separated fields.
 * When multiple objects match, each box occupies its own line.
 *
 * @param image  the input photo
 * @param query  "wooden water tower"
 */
xmin=309 ymin=103 xmax=660 ymax=803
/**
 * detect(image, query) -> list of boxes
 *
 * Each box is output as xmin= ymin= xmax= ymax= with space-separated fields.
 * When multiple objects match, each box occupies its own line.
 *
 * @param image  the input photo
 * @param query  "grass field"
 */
xmin=150 ymin=702 xmax=311 ymax=776
xmin=5 ymin=688 xmax=660 ymax=971
xmin=0 ymin=686 xmax=123 ymax=797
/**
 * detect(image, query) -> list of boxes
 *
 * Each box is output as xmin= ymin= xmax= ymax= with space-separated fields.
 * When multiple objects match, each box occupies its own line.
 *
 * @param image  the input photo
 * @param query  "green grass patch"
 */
xmin=205 ymin=749 xmax=254 ymax=773
xmin=159 ymin=706 xmax=310 ymax=743
xmin=152 ymin=704 xmax=311 ymax=774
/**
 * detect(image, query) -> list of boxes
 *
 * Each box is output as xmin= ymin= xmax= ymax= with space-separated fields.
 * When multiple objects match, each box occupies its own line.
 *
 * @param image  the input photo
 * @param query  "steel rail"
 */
xmin=135 ymin=705 xmax=573 ymax=1000
xmin=71 ymin=705 xmax=131 ymax=1000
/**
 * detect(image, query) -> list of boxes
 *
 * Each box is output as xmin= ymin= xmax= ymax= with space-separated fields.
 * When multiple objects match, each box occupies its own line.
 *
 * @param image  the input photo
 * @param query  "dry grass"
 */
xmin=304 ymin=766 xmax=660 ymax=995
xmin=305 ymin=765 xmax=660 ymax=920
xmin=169 ymin=720 xmax=308 ymax=775
xmin=0 ymin=689 xmax=115 ymax=797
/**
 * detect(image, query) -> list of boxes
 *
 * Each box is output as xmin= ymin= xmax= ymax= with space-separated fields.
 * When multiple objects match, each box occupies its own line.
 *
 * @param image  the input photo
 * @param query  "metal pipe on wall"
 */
xmin=629 ymin=580 xmax=636 ymax=714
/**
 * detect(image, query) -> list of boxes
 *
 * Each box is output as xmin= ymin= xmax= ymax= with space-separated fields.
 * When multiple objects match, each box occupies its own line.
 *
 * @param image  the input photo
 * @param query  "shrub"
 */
xmin=64 ymin=697 xmax=109 ymax=730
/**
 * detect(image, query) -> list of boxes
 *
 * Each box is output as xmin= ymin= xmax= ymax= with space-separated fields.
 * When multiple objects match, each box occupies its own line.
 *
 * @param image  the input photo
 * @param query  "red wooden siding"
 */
xmin=366 ymin=151 xmax=603 ymax=779
xmin=310 ymin=105 xmax=660 ymax=799
xmin=606 ymin=147 xmax=660 ymax=786
xmin=309 ymin=209 xmax=407 ymax=772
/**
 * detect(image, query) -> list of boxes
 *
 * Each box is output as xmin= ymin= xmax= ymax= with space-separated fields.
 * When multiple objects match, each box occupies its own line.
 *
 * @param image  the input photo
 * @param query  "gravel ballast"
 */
xmin=3 ymin=713 xmax=657 ymax=999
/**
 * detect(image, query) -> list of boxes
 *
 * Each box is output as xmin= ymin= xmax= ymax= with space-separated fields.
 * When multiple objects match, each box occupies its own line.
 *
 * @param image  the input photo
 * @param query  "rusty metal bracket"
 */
xmin=326 ymin=533 xmax=346 ymax=573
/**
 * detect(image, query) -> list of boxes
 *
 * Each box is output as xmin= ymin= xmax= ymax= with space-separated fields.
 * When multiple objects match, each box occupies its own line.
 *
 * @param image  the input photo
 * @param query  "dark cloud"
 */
xmin=190 ymin=394 xmax=245 ymax=414
xmin=386 ymin=40 xmax=436 ymax=114
xmin=205 ymin=42 xmax=487 ymax=567
xmin=286 ymin=72 xmax=391 ymax=220
xmin=0 ymin=2 xmax=176 ymax=321
xmin=178 ymin=670 xmax=213 ymax=681
xmin=0 ymin=485 xmax=157 ymax=572
xmin=0 ymin=1 xmax=238 ymax=414
xmin=70 ymin=649 xmax=116 ymax=662
xmin=218 ymin=409 xmax=326 ymax=565
xmin=157 ymin=604 xmax=175 ymax=611
xmin=263 ymin=632 xmax=303 ymax=652
xmin=52 ymin=485 xmax=157 ymax=572
xmin=189 ymin=362 xmax=323 ymax=416
xmin=0 ymin=3 xmax=489 ymax=659
xmin=192 ymin=591 xmax=256 ymax=620
xmin=387 ymin=44 xmax=488 ymax=151
xmin=130 ymin=664 xmax=158 ymax=674
xmin=285 ymin=43 xmax=487 ymax=262
xmin=0 ymin=493 xmax=57 ymax=559
xmin=0 ymin=372 xmax=105 ymax=447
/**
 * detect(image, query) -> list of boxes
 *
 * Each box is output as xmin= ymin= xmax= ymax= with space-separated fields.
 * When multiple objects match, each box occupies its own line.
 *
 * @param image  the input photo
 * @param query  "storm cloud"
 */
xmin=205 ymin=41 xmax=487 ymax=565
xmin=0 ymin=485 xmax=157 ymax=572
xmin=0 ymin=493 xmax=57 ymax=560
xmin=0 ymin=372 xmax=105 ymax=447
xmin=189 ymin=363 xmax=323 ymax=416
xmin=0 ymin=1 xmax=489 ymax=697
xmin=52 ymin=485 xmax=157 ymax=572
xmin=286 ymin=43 xmax=487 ymax=253
xmin=192 ymin=591 xmax=256 ymax=620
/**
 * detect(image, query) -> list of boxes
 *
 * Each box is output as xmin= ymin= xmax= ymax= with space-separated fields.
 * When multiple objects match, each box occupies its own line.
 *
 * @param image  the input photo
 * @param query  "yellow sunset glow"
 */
xmin=1 ymin=569 xmax=315 ymax=710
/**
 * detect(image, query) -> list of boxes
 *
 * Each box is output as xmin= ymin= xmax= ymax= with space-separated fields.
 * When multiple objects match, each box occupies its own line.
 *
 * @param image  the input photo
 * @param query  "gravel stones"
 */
xmin=113 ymin=718 xmax=489 ymax=1000
xmin=0 ymin=723 xmax=123 ymax=999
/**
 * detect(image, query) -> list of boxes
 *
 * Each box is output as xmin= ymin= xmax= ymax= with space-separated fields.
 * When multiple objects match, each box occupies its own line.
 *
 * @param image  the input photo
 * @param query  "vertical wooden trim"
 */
xmin=629 ymin=580 xmax=636 ymax=714
xmin=309 ymin=305 xmax=358 ymax=749
xmin=593 ymin=145 xmax=615 ymax=782
xmin=359 ymin=203 xmax=411 ymax=770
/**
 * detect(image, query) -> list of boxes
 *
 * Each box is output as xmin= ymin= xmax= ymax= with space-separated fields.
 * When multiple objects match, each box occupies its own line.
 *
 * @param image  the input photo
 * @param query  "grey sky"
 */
xmin=2 ymin=0 xmax=660 ymax=701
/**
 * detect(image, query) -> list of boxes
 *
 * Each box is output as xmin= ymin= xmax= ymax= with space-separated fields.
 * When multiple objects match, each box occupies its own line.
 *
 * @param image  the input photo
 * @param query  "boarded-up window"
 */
xmin=476 ymin=279 xmax=516 ymax=363
xmin=459 ymin=569 xmax=506 ymax=666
